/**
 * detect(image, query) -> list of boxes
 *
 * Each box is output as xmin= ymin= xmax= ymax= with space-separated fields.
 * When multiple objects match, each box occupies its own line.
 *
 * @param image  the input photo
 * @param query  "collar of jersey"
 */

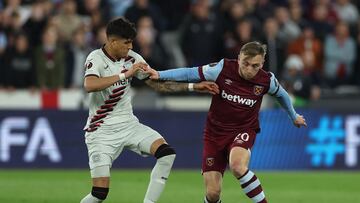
xmin=102 ymin=45 xmax=123 ymax=62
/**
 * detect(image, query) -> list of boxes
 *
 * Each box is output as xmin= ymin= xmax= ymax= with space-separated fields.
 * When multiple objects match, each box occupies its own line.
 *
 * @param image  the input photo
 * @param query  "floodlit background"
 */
xmin=0 ymin=0 xmax=359 ymax=202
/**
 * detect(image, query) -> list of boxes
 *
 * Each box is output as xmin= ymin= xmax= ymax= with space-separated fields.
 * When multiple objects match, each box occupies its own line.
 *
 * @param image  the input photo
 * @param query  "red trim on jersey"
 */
xmin=90 ymin=120 xmax=104 ymax=125
xmin=104 ymin=97 xmax=121 ymax=104
xmin=84 ymin=74 xmax=100 ymax=78
xmin=89 ymin=120 xmax=104 ymax=128
xmin=90 ymin=113 xmax=108 ymax=123
xmin=96 ymin=108 xmax=114 ymax=114
xmin=109 ymin=91 xmax=124 ymax=99
xmin=102 ymin=45 xmax=130 ymax=62
xmin=102 ymin=46 xmax=118 ymax=62
xmin=198 ymin=66 xmax=206 ymax=81
xmin=100 ymin=103 xmax=116 ymax=109
xmin=124 ymin=56 xmax=134 ymax=62
xmin=85 ymin=127 xmax=98 ymax=132
xmin=112 ymin=86 xmax=126 ymax=93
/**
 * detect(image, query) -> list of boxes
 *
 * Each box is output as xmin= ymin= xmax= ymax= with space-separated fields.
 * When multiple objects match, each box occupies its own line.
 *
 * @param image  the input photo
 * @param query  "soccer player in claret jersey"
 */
xmin=80 ymin=17 xmax=219 ymax=203
xmin=145 ymin=41 xmax=307 ymax=203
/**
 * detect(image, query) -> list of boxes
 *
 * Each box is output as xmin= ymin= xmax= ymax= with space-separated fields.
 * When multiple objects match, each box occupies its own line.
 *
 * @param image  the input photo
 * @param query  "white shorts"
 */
xmin=84 ymin=121 xmax=163 ymax=175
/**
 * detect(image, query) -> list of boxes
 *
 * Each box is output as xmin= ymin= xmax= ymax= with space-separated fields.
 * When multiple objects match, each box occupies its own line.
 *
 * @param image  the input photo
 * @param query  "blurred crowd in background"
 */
xmin=0 ymin=0 xmax=360 ymax=104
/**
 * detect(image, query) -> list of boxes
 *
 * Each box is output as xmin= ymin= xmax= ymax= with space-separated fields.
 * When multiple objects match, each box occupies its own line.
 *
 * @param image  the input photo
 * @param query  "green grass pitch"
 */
xmin=0 ymin=169 xmax=359 ymax=203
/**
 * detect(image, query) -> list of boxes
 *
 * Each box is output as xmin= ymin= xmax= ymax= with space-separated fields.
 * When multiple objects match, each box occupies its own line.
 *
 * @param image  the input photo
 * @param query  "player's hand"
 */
xmin=125 ymin=62 xmax=148 ymax=78
xmin=143 ymin=66 xmax=159 ymax=79
xmin=294 ymin=114 xmax=307 ymax=128
xmin=194 ymin=81 xmax=219 ymax=95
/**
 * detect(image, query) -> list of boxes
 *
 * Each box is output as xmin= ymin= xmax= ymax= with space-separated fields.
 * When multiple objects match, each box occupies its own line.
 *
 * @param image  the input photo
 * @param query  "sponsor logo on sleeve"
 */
xmin=84 ymin=60 xmax=93 ymax=70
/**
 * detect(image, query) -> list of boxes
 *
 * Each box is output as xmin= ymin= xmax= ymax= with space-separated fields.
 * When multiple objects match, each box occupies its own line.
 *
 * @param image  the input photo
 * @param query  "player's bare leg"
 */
xmin=144 ymin=138 xmax=176 ymax=203
xmin=80 ymin=166 xmax=110 ymax=203
xmin=229 ymin=147 xmax=267 ymax=203
xmin=203 ymin=171 xmax=223 ymax=203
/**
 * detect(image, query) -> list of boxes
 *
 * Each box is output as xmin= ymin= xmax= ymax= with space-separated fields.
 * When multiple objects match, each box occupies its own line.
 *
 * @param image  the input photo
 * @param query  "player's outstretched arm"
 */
xmin=84 ymin=62 xmax=147 ymax=92
xmin=84 ymin=75 xmax=121 ymax=92
xmin=268 ymin=73 xmax=307 ymax=128
xmin=273 ymin=89 xmax=307 ymax=128
xmin=145 ymin=80 xmax=219 ymax=95
xmin=144 ymin=66 xmax=201 ymax=82
xmin=144 ymin=59 xmax=223 ymax=82
xmin=294 ymin=114 xmax=307 ymax=128
xmin=270 ymin=86 xmax=308 ymax=127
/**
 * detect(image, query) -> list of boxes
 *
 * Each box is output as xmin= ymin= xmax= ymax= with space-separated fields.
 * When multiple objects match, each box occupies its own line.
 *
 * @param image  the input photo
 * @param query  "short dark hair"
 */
xmin=106 ymin=17 xmax=136 ymax=39
xmin=240 ymin=41 xmax=267 ymax=57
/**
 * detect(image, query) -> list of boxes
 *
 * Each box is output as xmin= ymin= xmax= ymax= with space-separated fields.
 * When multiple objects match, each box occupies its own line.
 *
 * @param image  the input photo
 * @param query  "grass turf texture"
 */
xmin=0 ymin=170 xmax=359 ymax=203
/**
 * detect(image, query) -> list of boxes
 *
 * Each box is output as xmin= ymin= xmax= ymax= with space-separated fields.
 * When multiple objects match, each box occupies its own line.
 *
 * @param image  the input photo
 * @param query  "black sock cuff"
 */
xmin=206 ymin=197 xmax=221 ymax=203
xmin=154 ymin=144 xmax=176 ymax=159
xmin=91 ymin=186 xmax=109 ymax=200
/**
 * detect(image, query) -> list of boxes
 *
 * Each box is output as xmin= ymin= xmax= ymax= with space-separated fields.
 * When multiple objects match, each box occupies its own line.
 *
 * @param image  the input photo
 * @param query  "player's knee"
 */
xmin=154 ymin=144 xmax=176 ymax=163
xmin=229 ymin=162 xmax=248 ymax=178
xmin=91 ymin=186 xmax=109 ymax=200
xmin=206 ymin=187 xmax=221 ymax=202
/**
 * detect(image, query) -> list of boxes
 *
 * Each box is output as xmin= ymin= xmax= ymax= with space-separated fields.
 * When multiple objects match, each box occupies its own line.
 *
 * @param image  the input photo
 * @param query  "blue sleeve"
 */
xmin=268 ymin=72 xmax=297 ymax=121
xmin=201 ymin=59 xmax=224 ymax=81
xmin=158 ymin=59 xmax=224 ymax=82
xmin=158 ymin=67 xmax=201 ymax=82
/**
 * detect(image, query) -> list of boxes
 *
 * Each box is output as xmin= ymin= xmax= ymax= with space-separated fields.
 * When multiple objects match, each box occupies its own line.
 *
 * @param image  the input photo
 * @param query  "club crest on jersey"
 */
xmin=253 ymin=85 xmax=264 ymax=96
xmin=84 ymin=61 xmax=93 ymax=69
xmin=206 ymin=157 xmax=214 ymax=166
xmin=225 ymin=79 xmax=233 ymax=85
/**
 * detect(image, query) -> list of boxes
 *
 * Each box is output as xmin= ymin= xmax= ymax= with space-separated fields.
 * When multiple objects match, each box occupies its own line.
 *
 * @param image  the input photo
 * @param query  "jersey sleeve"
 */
xmin=268 ymin=72 xmax=280 ymax=95
xmin=200 ymin=59 xmax=224 ymax=81
xmin=131 ymin=51 xmax=150 ymax=80
xmin=158 ymin=59 xmax=224 ymax=82
xmin=84 ymin=52 xmax=104 ymax=78
xmin=268 ymin=72 xmax=297 ymax=121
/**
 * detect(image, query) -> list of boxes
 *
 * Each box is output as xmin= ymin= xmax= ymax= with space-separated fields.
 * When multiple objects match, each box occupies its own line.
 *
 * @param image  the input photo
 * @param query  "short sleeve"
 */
xmin=131 ymin=51 xmax=150 ymax=80
xmin=268 ymin=72 xmax=280 ymax=95
xmin=84 ymin=52 xmax=104 ymax=78
xmin=200 ymin=59 xmax=224 ymax=81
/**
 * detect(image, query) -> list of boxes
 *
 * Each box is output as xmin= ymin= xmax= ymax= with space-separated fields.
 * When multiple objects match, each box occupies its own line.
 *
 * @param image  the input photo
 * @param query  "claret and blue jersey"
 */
xmin=158 ymin=58 xmax=297 ymax=135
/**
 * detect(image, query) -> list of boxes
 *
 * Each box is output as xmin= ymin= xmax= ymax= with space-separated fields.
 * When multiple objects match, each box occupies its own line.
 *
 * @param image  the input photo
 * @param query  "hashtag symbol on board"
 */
xmin=306 ymin=116 xmax=345 ymax=167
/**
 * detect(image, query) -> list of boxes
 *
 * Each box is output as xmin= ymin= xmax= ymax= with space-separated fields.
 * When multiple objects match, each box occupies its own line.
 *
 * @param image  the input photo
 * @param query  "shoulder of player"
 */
xmin=257 ymin=69 xmax=273 ymax=78
xmin=86 ymin=49 xmax=106 ymax=64
xmin=249 ymin=69 xmax=273 ymax=86
xmin=221 ymin=58 xmax=238 ymax=69
xmin=218 ymin=58 xmax=237 ymax=74
xmin=86 ymin=49 xmax=102 ymax=60
xmin=223 ymin=58 xmax=237 ymax=64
